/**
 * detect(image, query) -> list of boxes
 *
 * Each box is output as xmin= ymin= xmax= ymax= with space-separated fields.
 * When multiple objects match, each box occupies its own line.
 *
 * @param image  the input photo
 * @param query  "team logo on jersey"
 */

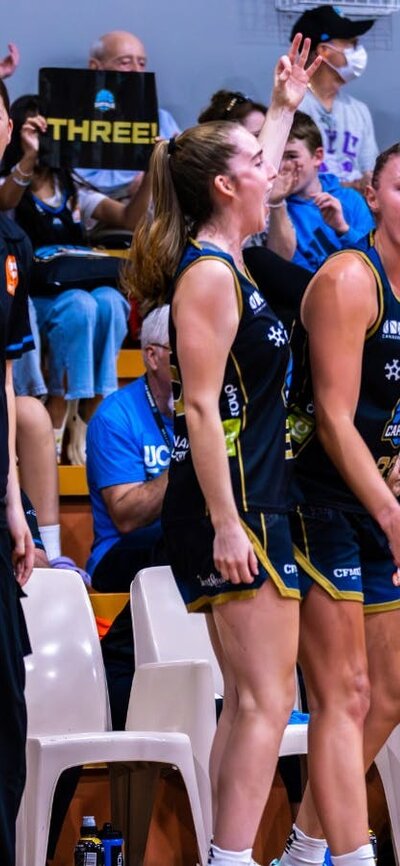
xmin=171 ymin=434 xmax=189 ymax=463
xmin=385 ymin=359 xmax=400 ymax=382
xmin=170 ymin=364 xmax=185 ymax=417
xmin=94 ymin=89 xmax=116 ymax=112
xmin=288 ymin=405 xmax=315 ymax=446
xmin=382 ymin=399 xmax=400 ymax=449
xmin=222 ymin=418 xmax=241 ymax=457
xmin=383 ymin=320 xmax=400 ymax=341
xmin=5 ymin=255 xmax=18 ymax=295
xmin=267 ymin=322 xmax=287 ymax=348
xmin=224 ymin=383 xmax=240 ymax=418
xmin=197 ymin=571 xmax=226 ymax=588
xmin=248 ymin=288 xmax=266 ymax=313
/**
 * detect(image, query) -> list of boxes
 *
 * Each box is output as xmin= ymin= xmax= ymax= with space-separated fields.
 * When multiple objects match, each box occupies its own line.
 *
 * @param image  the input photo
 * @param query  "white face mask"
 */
xmin=324 ymin=43 xmax=368 ymax=83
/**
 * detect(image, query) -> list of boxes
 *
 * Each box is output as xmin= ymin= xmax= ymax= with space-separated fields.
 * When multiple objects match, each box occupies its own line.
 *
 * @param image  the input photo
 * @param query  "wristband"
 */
xmin=13 ymin=161 xmax=34 ymax=179
xmin=10 ymin=174 xmax=31 ymax=187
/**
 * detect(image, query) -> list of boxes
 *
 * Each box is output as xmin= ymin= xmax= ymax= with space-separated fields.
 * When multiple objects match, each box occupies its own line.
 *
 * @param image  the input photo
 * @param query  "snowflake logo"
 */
xmin=385 ymin=359 xmax=400 ymax=381
xmin=267 ymin=324 xmax=286 ymax=347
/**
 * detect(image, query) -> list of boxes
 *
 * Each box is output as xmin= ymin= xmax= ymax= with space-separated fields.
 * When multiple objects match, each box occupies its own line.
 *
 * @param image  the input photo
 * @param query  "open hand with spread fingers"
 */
xmin=272 ymin=33 xmax=322 ymax=113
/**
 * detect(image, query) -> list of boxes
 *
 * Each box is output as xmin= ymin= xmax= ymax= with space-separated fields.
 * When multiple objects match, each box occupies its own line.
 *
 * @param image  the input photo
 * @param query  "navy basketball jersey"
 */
xmin=163 ymin=240 xmax=293 ymax=522
xmin=289 ymin=233 xmax=400 ymax=510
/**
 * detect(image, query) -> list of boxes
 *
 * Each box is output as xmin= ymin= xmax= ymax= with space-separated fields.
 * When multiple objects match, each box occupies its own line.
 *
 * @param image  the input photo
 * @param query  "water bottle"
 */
xmin=74 ymin=815 xmax=104 ymax=866
xmin=99 ymin=822 xmax=124 ymax=866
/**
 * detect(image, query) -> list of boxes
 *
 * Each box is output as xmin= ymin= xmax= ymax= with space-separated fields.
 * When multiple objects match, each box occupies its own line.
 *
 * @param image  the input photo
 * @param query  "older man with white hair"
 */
xmin=77 ymin=30 xmax=180 ymax=198
xmin=86 ymin=304 xmax=173 ymax=727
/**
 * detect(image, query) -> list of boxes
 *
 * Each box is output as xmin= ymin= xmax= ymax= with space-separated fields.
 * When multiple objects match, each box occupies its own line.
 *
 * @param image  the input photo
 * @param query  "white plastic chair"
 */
xmin=131 ymin=565 xmax=309 ymax=852
xmin=17 ymin=568 xmax=209 ymax=866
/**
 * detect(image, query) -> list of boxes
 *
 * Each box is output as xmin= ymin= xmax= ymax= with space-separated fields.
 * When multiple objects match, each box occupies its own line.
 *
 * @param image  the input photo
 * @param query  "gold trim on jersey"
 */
xmin=240 ymin=517 xmax=300 ymax=600
xmin=298 ymin=509 xmax=310 ymax=561
xmin=260 ymin=512 xmax=267 ymax=551
xmin=369 ymin=229 xmax=400 ymax=304
xmin=328 ymin=246 xmax=385 ymax=340
xmin=188 ymin=588 xmax=259 ymax=611
xmin=229 ymin=349 xmax=248 ymax=429
xmin=228 ymin=349 xmax=249 ymax=510
xmin=365 ymin=599 xmax=400 ymax=614
xmin=294 ymin=545 xmax=363 ymax=603
xmin=178 ymin=246 xmax=244 ymax=319
xmin=236 ymin=438 xmax=248 ymax=512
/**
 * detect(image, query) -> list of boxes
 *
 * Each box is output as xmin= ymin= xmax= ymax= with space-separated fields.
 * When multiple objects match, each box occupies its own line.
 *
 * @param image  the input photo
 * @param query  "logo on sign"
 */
xmin=94 ymin=89 xmax=116 ymax=112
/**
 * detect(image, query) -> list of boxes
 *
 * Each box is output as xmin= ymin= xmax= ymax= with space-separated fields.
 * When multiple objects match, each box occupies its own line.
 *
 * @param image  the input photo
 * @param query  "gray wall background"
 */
xmin=4 ymin=1 xmax=400 ymax=151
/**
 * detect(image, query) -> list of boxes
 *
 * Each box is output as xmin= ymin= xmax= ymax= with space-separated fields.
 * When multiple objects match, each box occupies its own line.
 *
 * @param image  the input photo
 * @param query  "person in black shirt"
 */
xmin=126 ymin=37 xmax=320 ymax=866
xmin=0 ymin=79 xmax=35 ymax=866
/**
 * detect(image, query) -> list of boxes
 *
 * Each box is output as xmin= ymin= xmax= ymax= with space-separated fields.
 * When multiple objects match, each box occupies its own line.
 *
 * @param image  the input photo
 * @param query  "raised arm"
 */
xmin=101 ymin=471 xmax=168 ymax=534
xmin=90 ymin=171 xmax=152 ymax=232
xmin=0 ymin=115 xmax=46 ymax=211
xmin=259 ymin=34 xmax=321 ymax=172
xmin=173 ymin=259 xmax=258 ymax=585
xmin=303 ymin=254 xmax=400 ymax=577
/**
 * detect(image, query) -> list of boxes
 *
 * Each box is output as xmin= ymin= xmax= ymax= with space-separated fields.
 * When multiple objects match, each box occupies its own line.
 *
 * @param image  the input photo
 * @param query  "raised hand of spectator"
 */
xmin=312 ymin=191 xmax=349 ymax=234
xmin=0 ymin=43 xmax=20 ymax=79
xmin=20 ymin=114 xmax=47 ymax=163
xmin=271 ymin=33 xmax=322 ymax=113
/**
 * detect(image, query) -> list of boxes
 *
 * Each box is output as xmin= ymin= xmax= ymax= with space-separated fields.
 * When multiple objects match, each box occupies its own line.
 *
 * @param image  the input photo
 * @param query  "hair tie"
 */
xmin=167 ymin=137 xmax=177 ymax=156
xmin=224 ymin=92 xmax=249 ymax=117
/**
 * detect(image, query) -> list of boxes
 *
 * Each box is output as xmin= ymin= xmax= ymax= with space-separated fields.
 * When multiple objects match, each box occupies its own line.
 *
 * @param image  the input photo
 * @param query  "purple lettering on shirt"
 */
xmin=325 ymin=129 xmax=337 ymax=154
xmin=343 ymin=131 xmax=359 ymax=159
xmin=342 ymin=159 xmax=354 ymax=174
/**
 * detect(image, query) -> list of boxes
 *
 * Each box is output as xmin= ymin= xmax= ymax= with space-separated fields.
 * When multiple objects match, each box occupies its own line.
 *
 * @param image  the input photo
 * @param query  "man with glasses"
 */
xmin=85 ymin=305 xmax=173 ymax=726
xmin=76 ymin=30 xmax=180 ymax=199
xmin=292 ymin=5 xmax=378 ymax=191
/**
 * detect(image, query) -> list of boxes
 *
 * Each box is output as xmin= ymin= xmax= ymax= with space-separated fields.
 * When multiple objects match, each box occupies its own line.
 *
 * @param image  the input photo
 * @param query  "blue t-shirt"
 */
xmin=86 ymin=376 xmax=173 ymax=575
xmin=287 ymin=172 xmax=375 ymax=273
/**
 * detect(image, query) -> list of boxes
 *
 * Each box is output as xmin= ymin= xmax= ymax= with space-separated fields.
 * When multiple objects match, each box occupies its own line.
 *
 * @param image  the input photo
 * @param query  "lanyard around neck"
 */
xmin=144 ymin=374 xmax=171 ymax=450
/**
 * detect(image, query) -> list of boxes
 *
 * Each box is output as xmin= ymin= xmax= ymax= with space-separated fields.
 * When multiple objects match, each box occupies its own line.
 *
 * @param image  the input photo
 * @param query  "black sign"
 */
xmin=39 ymin=68 xmax=159 ymax=171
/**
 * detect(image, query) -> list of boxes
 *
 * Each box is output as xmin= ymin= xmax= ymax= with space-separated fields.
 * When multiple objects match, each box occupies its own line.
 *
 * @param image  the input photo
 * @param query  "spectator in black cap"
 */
xmin=292 ymin=4 xmax=377 ymax=191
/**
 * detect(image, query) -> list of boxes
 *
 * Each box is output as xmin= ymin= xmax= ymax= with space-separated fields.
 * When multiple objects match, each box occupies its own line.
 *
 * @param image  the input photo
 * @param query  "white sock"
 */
xmin=209 ymin=843 xmax=253 ymax=864
xmin=331 ymin=844 xmax=375 ymax=866
xmin=280 ymin=824 xmax=327 ymax=866
xmin=38 ymin=523 xmax=61 ymax=561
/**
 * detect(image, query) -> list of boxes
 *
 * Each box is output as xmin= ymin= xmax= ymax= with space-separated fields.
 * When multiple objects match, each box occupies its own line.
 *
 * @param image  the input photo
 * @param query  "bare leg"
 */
xmin=363 ymin=608 xmax=400 ymax=766
xmin=210 ymin=580 xmax=299 ymax=851
xmin=45 ymin=394 xmax=68 ymax=429
xmin=206 ymin=613 xmax=238 ymax=828
xmin=79 ymin=395 xmax=103 ymax=423
xmin=16 ymin=396 xmax=59 ymax=526
xmin=294 ymin=586 xmax=370 ymax=855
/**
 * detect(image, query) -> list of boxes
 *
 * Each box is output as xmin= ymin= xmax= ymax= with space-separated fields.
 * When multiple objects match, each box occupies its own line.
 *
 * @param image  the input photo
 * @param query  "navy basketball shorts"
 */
xmin=291 ymin=505 xmax=400 ymax=613
xmin=163 ymin=510 xmax=300 ymax=612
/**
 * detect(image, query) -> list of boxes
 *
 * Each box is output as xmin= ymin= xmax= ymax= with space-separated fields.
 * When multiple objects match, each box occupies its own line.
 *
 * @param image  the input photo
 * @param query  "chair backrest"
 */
xmin=22 ymin=568 xmax=110 ymax=735
xmin=131 ymin=566 xmax=224 ymax=696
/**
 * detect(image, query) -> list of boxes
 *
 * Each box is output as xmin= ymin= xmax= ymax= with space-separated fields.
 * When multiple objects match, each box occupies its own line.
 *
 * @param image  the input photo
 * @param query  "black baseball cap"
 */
xmin=290 ymin=5 xmax=375 ymax=49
